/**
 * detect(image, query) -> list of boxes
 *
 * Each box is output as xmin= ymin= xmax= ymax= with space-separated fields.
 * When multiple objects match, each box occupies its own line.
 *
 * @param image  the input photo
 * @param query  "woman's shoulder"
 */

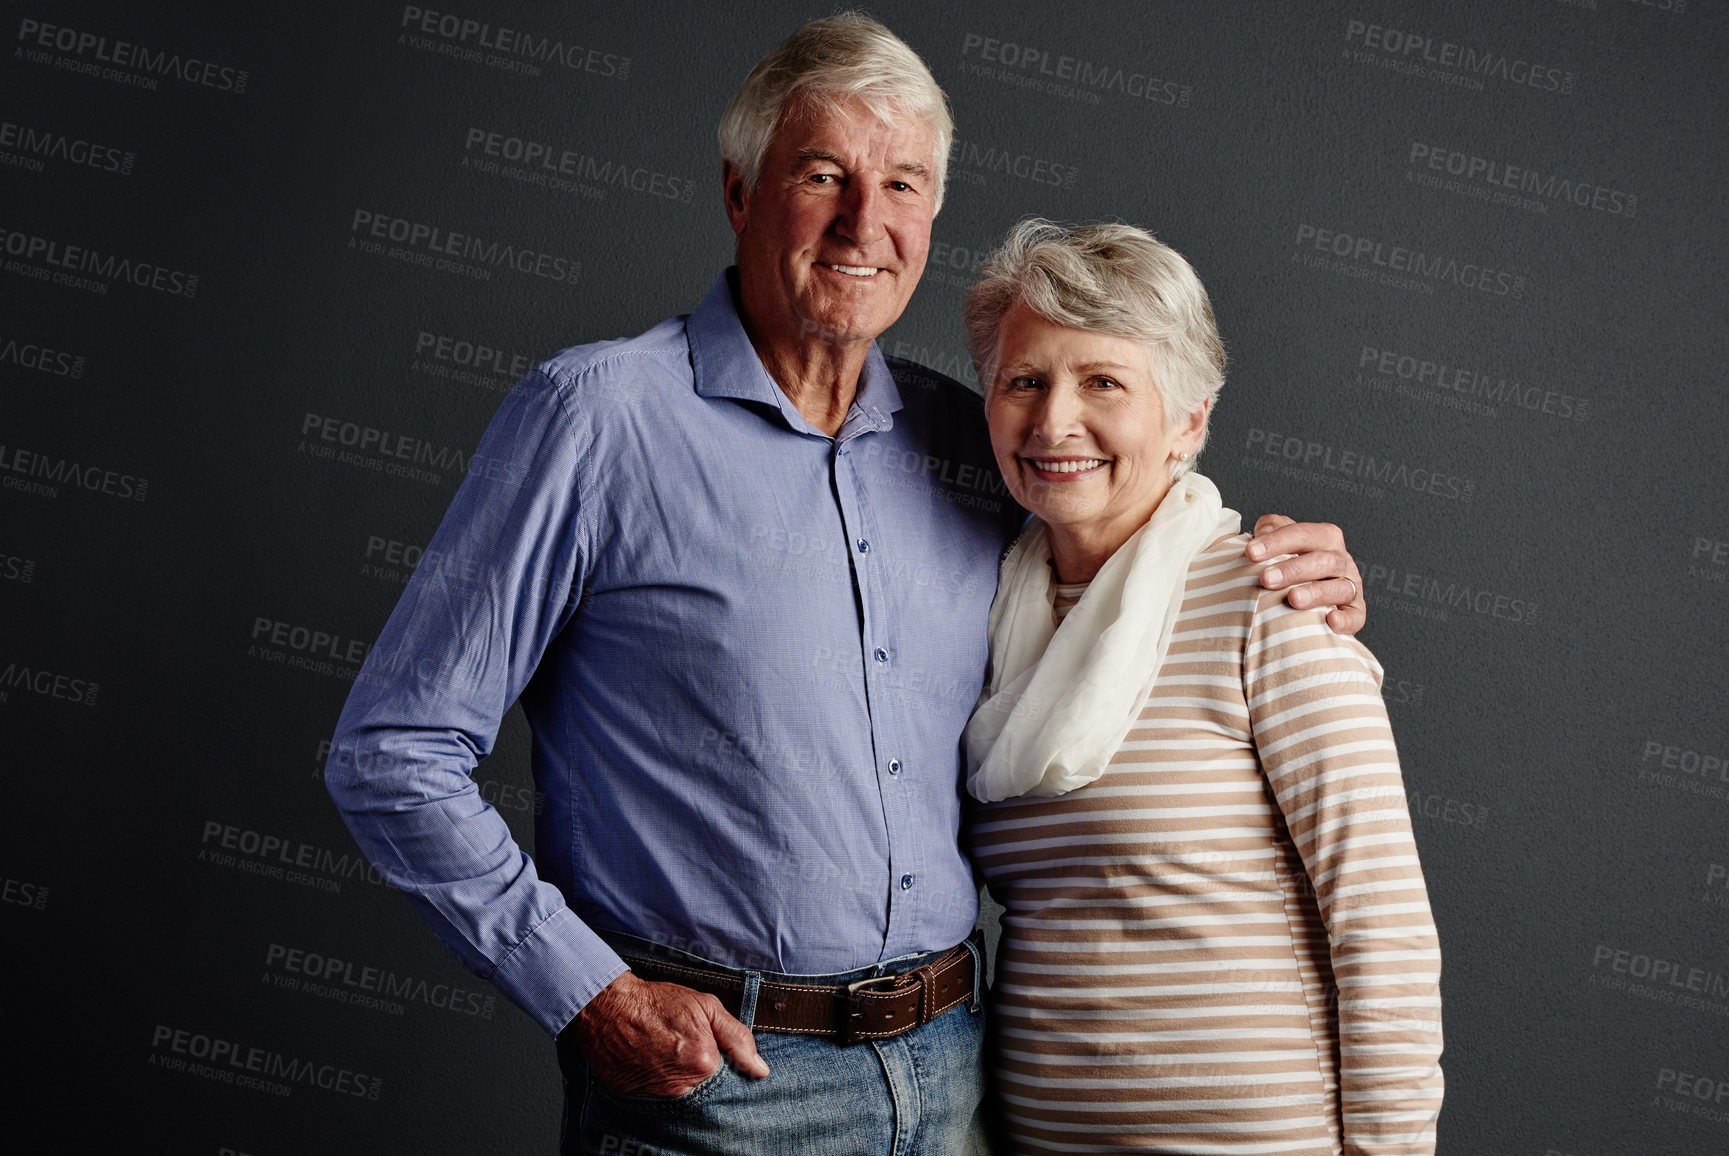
xmin=1172 ymin=532 xmax=1269 ymax=625
xmin=1184 ymin=534 xmax=1386 ymax=679
xmin=1183 ymin=531 xmax=1268 ymax=592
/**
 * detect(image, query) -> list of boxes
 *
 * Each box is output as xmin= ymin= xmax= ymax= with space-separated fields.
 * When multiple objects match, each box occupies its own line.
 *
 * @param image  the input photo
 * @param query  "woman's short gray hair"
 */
xmin=964 ymin=218 xmax=1227 ymax=478
xmin=718 ymin=12 xmax=953 ymax=213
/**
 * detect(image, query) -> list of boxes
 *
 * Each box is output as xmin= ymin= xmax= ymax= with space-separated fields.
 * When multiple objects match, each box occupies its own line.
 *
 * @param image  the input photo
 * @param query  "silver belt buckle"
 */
xmin=838 ymin=973 xmax=904 ymax=1045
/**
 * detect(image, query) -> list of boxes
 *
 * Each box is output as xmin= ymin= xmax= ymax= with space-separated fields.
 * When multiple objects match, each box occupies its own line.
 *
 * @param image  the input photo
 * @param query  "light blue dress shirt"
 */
xmin=326 ymin=270 xmax=1024 ymax=1035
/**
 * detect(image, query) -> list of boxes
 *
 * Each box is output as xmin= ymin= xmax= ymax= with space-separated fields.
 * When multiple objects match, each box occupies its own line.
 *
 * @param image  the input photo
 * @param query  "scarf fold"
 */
xmin=965 ymin=472 xmax=1240 ymax=802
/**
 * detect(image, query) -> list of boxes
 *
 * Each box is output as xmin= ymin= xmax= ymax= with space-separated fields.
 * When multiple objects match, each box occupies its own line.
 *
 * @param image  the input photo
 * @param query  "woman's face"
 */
xmin=985 ymin=302 xmax=1206 ymax=547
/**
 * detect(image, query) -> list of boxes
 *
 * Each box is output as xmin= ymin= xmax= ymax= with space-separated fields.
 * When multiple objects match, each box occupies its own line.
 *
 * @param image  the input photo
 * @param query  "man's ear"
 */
xmin=722 ymin=160 xmax=750 ymax=238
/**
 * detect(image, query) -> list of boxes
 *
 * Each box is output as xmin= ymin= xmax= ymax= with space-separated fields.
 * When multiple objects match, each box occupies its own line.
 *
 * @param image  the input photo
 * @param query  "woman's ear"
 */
xmin=1176 ymin=397 xmax=1211 ymax=455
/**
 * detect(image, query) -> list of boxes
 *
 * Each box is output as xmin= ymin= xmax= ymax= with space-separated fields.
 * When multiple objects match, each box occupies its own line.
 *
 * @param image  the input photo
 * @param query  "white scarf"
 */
xmin=965 ymin=472 xmax=1240 ymax=802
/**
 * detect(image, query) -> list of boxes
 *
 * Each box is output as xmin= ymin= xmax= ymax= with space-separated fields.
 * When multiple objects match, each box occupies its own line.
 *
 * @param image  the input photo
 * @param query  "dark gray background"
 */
xmin=4 ymin=2 xmax=1726 ymax=1152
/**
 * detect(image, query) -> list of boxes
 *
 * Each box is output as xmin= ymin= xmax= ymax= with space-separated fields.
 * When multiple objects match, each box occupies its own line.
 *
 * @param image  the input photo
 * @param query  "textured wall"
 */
xmin=5 ymin=2 xmax=1726 ymax=1153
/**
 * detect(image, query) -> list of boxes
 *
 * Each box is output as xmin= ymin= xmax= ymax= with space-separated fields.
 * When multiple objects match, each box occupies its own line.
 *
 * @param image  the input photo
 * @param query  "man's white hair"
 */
xmin=718 ymin=12 xmax=953 ymax=214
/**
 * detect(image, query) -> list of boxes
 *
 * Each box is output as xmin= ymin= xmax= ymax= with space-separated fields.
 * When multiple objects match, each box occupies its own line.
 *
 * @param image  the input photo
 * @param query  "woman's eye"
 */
xmin=1092 ymin=377 xmax=1120 ymax=390
xmin=1008 ymin=376 xmax=1040 ymax=390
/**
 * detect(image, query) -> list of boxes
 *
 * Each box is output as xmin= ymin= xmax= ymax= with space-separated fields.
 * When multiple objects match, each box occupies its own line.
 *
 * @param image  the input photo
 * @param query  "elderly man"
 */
xmin=326 ymin=13 xmax=1365 ymax=1155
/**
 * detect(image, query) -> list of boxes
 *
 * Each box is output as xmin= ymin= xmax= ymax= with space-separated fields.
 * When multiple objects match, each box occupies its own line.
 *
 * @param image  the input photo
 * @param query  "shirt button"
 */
xmin=887 ymin=759 xmax=901 ymax=776
xmin=874 ymin=647 xmax=888 ymax=663
xmin=900 ymin=874 xmax=915 ymax=890
xmin=857 ymin=538 xmax=870 ymax=553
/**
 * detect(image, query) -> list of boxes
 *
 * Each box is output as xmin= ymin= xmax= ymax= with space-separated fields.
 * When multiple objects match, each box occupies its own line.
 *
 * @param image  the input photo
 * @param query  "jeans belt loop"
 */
xmin=963 ymin=935 xmax=984 ymax=1013
xmin=737 ymin=972 xmax=762 ymax=1030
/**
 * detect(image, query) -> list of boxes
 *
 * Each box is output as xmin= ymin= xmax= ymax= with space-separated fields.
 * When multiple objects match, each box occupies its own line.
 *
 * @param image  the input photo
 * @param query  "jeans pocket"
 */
xmin=589 ymin=1062 xmax=728 ymax=1113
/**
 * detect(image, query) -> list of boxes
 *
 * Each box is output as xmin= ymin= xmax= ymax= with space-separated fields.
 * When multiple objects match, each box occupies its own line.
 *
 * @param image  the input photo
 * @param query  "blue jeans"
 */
xmin=558 ymin=932 xmax=990 ymax=1156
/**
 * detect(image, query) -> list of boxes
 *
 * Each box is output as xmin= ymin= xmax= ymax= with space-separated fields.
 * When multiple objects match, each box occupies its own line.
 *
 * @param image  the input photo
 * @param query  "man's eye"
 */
xmin=810 ymin=173 xmax=837 ymax=184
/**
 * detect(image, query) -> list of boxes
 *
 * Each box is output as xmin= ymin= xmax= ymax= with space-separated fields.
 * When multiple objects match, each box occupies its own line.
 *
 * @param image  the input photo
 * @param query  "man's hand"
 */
xmin=1245 ymin=515 xmax=1365 ymax=636
xmin=567 ymin=971 xmax=770 ymax=1098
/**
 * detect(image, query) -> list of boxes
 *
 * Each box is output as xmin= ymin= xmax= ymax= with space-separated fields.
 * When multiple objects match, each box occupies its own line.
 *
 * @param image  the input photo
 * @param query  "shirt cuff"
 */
xmin=487 ymin=907 xmax=629 ymax=1037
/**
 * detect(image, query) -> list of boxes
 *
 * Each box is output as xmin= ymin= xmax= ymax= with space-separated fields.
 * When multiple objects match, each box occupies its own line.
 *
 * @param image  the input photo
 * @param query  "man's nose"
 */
xmin=834 ymin=182 xmax=885 ymax=247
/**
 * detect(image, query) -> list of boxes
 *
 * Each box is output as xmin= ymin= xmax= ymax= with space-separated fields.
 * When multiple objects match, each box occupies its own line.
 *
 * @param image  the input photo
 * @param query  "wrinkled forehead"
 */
xmin=771 ymin=91 xmax=937 ymax=168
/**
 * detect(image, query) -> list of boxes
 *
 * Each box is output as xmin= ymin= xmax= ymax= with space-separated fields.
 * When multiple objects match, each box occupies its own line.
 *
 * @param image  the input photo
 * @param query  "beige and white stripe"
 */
xmin=969 ymin=533 xmax=1443 ymax=1155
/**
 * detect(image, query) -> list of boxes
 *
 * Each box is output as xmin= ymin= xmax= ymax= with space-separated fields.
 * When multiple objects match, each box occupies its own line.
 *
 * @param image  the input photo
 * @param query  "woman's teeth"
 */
xmin=1029 ymin=458 xmax=1106 ymax=473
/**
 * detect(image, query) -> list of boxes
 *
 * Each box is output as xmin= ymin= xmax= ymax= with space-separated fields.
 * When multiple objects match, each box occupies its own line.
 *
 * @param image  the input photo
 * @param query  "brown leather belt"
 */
xmin=618 ymin=931 xmax=981 ymax=1046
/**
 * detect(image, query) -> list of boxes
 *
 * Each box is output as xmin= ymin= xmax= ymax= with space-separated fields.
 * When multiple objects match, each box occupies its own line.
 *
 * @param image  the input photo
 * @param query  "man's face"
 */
xmin=726 ymin=96 xmax=936 ymax=355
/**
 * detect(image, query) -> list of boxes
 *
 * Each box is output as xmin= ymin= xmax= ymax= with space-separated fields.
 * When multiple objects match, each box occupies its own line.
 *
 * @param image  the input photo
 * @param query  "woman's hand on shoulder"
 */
xmin=1245 ymin=514 xmax=1365 ymax=636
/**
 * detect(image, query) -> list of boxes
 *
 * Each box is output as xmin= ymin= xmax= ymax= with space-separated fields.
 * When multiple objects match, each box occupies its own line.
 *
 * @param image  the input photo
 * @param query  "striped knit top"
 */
xmin=969 ymin=532 xmax=1443 ymax=1155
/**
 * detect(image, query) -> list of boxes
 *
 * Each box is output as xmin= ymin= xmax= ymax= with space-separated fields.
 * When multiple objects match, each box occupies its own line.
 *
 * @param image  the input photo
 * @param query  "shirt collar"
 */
xmin=688 ymin=268 xmax=903 ymax=440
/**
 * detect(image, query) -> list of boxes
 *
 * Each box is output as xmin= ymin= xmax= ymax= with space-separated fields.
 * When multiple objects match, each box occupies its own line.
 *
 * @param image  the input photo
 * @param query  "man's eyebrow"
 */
xmin=790 ymin=149 xmax=929 ymax=180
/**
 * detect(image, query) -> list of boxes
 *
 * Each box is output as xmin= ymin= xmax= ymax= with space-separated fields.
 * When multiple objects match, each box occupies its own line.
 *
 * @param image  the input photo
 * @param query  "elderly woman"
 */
xmin=963 ymin=220 xmax=1444 ymax=1155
